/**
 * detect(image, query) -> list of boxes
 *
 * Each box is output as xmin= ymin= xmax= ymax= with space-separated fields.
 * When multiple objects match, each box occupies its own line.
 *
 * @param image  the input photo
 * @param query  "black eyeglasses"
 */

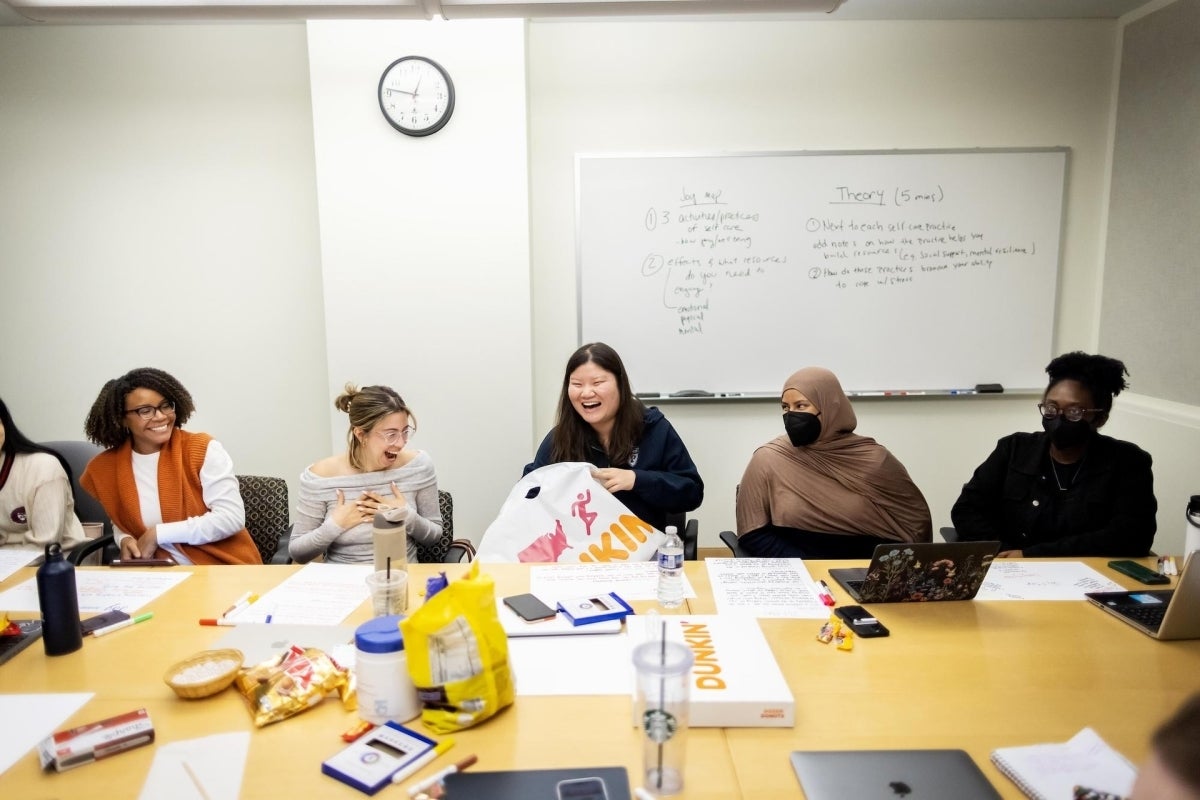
xmin=1037 ymin=403 xmax=1102 ymax=423
xmin=125 ymin=400 xmax=175 ymax=420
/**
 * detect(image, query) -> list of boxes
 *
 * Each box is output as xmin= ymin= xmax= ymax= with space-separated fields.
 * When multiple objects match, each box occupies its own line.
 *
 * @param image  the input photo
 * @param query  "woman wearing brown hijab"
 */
xmin=734 ymin=367 xmax=932 ymax=559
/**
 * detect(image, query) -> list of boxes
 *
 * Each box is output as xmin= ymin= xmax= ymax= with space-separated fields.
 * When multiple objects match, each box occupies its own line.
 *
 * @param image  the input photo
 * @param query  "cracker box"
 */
xmin=38 ymin=707 xmax=155 ymax=772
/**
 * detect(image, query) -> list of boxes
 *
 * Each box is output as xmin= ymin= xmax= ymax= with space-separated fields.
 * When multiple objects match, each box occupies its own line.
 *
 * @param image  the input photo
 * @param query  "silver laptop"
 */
xmin=1085 ymin=552 xmax=1200 ymax=640
xmin=213 ymin=623 xmax=358 ymax=666
xmin=828 ymin=541 xmax=1000 ymax=603
xmin=790 ymin=750 xmax=1001 ymax=799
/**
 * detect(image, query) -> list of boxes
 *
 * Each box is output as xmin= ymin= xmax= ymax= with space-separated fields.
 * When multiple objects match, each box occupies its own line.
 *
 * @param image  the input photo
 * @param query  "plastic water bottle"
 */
xmin=657 ymin=525 xmax=684 ymax=608
xmin=36 ymin=542 xmax=82 ymax=656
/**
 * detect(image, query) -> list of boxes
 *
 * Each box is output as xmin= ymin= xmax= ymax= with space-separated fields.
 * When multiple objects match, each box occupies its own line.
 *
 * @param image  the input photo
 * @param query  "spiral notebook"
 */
xmin=990 ymin=727 xmax=1137 ymax=800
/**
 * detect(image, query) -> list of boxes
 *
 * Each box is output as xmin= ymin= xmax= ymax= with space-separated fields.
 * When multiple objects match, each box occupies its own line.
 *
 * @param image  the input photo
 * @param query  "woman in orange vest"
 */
xmin=81 ymin=367 xmax=261 ymax=565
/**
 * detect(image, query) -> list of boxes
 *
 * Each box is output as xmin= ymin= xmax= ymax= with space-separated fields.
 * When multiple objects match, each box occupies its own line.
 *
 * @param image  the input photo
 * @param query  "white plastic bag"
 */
xmin=477 ymin=462 xmax=665 ymax=563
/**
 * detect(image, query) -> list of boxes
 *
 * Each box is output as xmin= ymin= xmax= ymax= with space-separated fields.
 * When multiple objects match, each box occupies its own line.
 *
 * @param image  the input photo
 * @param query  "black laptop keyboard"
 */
xmin=1118 ymin=604 xmax=1166 ymax=631
xmin=846 ymin=580 xmax=865 ymax=594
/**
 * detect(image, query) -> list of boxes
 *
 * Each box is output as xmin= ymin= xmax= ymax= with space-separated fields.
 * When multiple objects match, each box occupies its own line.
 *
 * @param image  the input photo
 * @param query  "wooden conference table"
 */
xmin=3 ymin=558 xmax=1199 ymax=799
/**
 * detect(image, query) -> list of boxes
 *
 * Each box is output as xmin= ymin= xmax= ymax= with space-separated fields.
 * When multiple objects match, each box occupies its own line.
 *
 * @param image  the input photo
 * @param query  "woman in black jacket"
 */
xmin=951 ymin=352 xmax=1157 ymax=557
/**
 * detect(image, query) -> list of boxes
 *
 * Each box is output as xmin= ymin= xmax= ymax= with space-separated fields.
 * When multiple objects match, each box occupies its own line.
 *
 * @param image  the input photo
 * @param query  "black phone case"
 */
xmin=503 ymin=593 xmax=557 ymax=622
xmin=81 ymin=610 xmax=131 ymax=635
xmin=1108 ymin=560 xmax=1169 ymax=585
xmin=834 ymin=606 xmax=890 ymax=637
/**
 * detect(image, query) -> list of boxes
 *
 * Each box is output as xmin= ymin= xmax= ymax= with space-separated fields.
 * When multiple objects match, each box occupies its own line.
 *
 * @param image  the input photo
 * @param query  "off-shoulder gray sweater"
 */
xmin=288 ymin=450 xmax=442 ymax=564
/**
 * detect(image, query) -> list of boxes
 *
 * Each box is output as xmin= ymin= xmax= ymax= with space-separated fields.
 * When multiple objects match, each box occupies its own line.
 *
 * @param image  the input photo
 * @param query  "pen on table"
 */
xmin=92 ymin=612 xmax=153 ymax=637
xmin=224 ymin=593 xmax=260 ymax=619
xmin=634 ymin=789 xmax=656 ymax=800
xmin=404 ymin=753 xmax=478 ymax=795
xmin=816 ymin=580 xmax=836 ymax=606
xmin=199 ymin=618 xmax=239 ymax=626
xmin=391 ymin=738 xmax=456 ymax=786
xmin=220 ymin=591 xmax=253 ymax=617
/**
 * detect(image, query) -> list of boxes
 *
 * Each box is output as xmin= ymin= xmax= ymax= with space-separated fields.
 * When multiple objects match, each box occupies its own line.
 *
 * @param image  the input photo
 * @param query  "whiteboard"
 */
xmin=576 ymin=149 xmax=1066 ymax=397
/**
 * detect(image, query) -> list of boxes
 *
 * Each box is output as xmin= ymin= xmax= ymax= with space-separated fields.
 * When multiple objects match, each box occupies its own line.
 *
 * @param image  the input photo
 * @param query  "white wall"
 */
xmin=2 ymin=15 xmax=1195 ymax=554
xmin=0 ymin=24 xmax=330 ymax=510
xmin=305 ymin=19 xmax=533 ymax=540
xmin=525 ymin=18 xmax=1199 ymax=546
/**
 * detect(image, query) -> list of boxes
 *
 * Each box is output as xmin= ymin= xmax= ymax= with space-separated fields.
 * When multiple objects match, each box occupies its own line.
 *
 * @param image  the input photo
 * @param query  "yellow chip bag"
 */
xmin=400 ymin=561 xmax=514 ymax=733
xmin=234 ymin=645 xmax=350 ymax=727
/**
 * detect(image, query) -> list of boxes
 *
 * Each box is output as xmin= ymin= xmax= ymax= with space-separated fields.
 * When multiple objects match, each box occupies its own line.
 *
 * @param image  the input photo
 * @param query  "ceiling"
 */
xmin=0 ymin=0 xmax=1153 ymax=27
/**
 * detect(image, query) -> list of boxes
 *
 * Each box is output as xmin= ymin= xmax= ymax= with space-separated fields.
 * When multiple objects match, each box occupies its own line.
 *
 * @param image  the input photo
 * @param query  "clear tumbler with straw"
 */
xmin=631 ymin=636 xmax=693 ymax=795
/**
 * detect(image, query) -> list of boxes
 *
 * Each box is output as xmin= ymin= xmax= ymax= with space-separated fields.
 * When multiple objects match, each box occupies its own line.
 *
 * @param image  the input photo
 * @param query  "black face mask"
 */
xmin=1042 ymin=416 xmax=1093 ymax=449
xmin=783 ymin=411 xmax=821 ymax=447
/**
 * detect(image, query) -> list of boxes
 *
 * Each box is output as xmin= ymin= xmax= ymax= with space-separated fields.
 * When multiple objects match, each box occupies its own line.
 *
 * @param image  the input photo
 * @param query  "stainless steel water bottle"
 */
xmin=36 ymin=542 xmax=82 ymax=656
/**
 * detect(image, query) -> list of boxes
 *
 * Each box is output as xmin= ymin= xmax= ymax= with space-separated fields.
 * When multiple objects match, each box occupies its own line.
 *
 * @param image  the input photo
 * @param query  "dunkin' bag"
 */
xmin=476 ymin=462 xmax=665 ymax=563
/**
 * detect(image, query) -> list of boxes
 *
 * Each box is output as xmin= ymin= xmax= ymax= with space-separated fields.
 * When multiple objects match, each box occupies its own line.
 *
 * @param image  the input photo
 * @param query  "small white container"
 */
xmin=354 ymin=615 xmax=420 ymax=725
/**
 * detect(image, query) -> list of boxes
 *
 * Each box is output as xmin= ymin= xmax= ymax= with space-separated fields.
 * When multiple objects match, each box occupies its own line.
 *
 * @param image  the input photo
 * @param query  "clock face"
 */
xmin=378 ymin=56 xmax=455 ymax=137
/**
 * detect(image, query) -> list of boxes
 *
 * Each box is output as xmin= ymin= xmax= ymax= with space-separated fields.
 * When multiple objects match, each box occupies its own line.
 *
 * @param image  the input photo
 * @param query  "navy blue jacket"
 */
xmin=523 ymin=406 xmax=703 ymax=532
xmin=951 ymin=431 xmax=1156 ymax=557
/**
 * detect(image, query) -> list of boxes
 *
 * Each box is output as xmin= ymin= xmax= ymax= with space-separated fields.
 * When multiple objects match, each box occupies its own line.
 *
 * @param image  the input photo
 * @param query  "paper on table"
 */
xmin=0 ymin=569 xmax=191 ymax=613
xmin=138 ymin=732 xmax=251 ymax=800
xmin=705 ymin=557 xmax=830 ymax=618
xmin=529 ymin=561 xmax=694 ymax=602
xmin=0 ymin=549 xmax=41 ymax=585
xmin=507 ymin=632 xmax=633 ymax=696
xmin=224 ymin=562 xmax=373 ymax=625
xmin=0 ymin=693 xmax=93 ymax=777
xmin=975 ymin=561 xmax=1125 ymax=601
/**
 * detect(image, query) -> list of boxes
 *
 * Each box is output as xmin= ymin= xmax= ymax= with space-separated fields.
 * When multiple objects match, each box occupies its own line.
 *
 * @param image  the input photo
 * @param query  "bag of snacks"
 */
xmin=400 ymin=561 xmax=514 ymax=733
xmin=234 ymin=645 xmax=351 ymax=727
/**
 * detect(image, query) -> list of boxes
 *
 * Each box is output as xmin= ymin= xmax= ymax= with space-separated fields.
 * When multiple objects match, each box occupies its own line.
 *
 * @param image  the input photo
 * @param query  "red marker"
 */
xmin=817 ymin=580 xmax=836 ymax=607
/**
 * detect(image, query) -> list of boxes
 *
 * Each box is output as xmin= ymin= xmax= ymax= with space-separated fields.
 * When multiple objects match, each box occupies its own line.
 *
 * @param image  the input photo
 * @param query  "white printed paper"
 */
xmin=976 ymin=561 xmax=1125 ymax=601
xmin=224 ymin=562 xmax=373 ymax=625
xmin=0 ymin=569 xmax=191 ymax=613
xmin=529 ymin=561 xmax=695 ymax=603
xmin=705 ymin=557 xmax=830 ymax=618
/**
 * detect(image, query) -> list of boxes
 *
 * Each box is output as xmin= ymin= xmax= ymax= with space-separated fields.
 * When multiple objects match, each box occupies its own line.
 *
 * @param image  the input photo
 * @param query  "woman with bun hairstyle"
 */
xmin=81 ymin=367 xmax=261 ymax=564
xmin=289 ymin=384 xmax=442 ymax=564
xmin=952 ymin=352 xmax=1156 ymax=557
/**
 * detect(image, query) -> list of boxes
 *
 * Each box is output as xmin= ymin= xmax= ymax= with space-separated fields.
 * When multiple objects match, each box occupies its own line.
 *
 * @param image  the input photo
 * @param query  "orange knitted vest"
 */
xmin=81 ymin=429 xmax=262 ymax=565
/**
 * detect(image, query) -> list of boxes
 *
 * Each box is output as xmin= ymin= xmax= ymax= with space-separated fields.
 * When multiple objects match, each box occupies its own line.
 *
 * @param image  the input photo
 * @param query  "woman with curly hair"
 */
xmin=0 ymin=397 xmax=87 ymax=552
xmin=81 ymin=367 xmax=261 ymax=564
xmin=952 ymin=352 xmax=1157 ymax=557
xmin=288 ymin=384 xmax=442 ymax=564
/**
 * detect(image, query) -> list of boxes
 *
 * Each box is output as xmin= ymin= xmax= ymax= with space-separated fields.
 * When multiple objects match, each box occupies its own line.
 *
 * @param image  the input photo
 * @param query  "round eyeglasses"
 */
xmin=374 ymin=426 xmax=416 ymax=446
xmin=124 ymin=400 xmax=175 ymax=420
xmin=1037 ymin=403 xmax=1102 ymax=423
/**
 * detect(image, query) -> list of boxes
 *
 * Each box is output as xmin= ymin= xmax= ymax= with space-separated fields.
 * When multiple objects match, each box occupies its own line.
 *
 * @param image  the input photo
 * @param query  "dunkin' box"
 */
xmin=626 ymin=615 xmax=794 ymax=727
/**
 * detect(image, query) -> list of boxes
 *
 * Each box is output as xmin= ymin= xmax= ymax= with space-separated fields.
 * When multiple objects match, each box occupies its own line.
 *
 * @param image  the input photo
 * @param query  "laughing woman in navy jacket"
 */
xmin=524 ymin=342 xmax=703 ymax=532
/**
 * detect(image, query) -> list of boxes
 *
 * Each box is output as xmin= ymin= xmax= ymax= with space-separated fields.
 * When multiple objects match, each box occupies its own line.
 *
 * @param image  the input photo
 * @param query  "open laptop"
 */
xmin=1085 ymin=552 xmax=1200 ymax=640
xmin=791 ymin=750 xmax=1001 ymax=799
xmin=828 ymin=541 xmax=1000 ymax=603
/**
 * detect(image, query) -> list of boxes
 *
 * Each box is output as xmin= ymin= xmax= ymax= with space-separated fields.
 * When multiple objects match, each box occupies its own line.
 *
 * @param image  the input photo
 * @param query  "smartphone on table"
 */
xmin=1107 ymin=560 xmax=1170 ymax=585
xmin=834 ymin=605 xmax=890 ymax=637
xmin=503 ymin=593 xmax=557 ymax=623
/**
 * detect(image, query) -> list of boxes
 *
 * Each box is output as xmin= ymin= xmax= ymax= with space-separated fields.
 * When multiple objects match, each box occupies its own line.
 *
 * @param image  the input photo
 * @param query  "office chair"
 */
xmin=418 ymin=490 xmax=475 ymax=563
xmin=38 ymin=440 xmax=117 ymax=566
xmin=664 ymin=511 xmax=699 ymax=561
xmin=719 ymin=529 xmax=751 ymax=558
xmin=940 ymin=526 xmax=959 ymax=543
xmin=236 ymin=475 xmax=290 ymax=563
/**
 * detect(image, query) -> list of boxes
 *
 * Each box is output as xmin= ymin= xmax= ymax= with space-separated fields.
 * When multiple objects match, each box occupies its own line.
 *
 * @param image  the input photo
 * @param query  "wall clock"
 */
xmin=377 ymin=56 xmax=455 ymax=137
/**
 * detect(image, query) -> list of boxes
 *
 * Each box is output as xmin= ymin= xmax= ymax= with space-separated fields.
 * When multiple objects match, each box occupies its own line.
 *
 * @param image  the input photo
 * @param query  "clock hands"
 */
xmin=385 ymin=86 xmax=416 ymax=97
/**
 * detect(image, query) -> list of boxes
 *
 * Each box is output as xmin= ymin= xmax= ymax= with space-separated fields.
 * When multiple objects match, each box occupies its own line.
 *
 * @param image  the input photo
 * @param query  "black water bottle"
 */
xmin=36 ymin=542 xmax=82 ymax=656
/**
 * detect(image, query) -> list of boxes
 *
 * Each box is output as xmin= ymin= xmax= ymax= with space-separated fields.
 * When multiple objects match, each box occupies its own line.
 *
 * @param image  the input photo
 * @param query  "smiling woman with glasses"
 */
xmin=951 ymin=352 xmax=1157 ymax=558
xmin=80 ymin=367 xmax=262 ymax=565
xmin=289 ymin=383 xmax=442 ymax=564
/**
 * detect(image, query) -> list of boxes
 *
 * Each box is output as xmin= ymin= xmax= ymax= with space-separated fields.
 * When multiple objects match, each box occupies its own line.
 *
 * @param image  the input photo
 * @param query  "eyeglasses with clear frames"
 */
xmin=1037 ymin=403 xmax=1102 ymax=422
xmin=124 ymin=400 xmax=175 ymax=420
xmin=374 ymin=426 xmax=416 ymax=446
